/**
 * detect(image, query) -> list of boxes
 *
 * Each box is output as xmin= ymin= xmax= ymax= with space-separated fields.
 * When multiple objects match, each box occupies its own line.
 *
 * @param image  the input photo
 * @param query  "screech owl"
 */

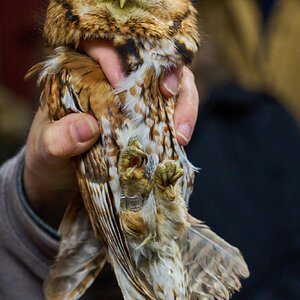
xmin=27 ymin=0 xmax=249 ymax=299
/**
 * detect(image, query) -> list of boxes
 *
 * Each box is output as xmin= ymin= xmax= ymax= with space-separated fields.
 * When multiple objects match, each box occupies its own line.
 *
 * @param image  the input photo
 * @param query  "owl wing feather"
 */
xmin=183 ymin=215 xmax=250 ymax=300
xmin=27 ymin=47 xmax=155 ymax=299
xmin=43 ymin=197 xmax=106 ymax=300
xmin=78 ymin=178 xmax=152 ymax=299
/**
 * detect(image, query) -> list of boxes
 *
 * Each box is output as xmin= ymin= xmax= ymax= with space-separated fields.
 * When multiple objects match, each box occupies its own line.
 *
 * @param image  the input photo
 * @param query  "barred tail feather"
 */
xmin=44 ymin=198 xmax=106 ymax=300
xmin=184 ymin=215 xmax=249 ymax=300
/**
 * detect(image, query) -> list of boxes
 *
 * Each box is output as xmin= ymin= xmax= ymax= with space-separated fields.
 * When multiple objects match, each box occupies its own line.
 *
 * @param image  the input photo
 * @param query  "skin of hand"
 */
xmin=24 ymin=40 xmax=199 ymax=228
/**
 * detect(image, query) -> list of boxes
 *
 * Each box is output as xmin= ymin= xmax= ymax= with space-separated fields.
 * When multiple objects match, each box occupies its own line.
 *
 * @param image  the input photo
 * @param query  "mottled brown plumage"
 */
xmin=27 ymin=0 xmax=249 ymax=299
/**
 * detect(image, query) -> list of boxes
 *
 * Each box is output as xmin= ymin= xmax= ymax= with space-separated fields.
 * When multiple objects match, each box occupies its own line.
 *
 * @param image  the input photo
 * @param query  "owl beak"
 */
xmin=119 ymin=0 xmax=126 ymax=8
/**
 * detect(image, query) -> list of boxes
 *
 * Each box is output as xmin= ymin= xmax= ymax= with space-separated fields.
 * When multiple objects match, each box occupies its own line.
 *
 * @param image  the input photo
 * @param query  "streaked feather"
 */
xmin=183 ymin=216 xmax=250 ymax=299
xmin=29 ymin=49 xmax=156 ymax=299
xmin=44 ymin=197 xmax=106 ymax=300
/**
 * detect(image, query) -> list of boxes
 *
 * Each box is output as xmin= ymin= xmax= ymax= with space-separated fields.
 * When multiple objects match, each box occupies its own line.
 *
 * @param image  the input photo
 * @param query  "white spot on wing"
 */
xmin=61 ymin=87 xmax=82 ymax=112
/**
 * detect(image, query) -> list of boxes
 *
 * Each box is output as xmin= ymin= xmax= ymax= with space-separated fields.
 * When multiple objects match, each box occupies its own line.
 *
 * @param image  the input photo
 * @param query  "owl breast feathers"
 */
xmin=26 ymin=0 xmax=249 ymax=299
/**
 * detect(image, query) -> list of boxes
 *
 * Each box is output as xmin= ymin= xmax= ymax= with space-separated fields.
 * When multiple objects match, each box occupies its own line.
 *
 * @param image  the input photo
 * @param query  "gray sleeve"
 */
xmin=0 ymin=149 xmax=59 ymax=300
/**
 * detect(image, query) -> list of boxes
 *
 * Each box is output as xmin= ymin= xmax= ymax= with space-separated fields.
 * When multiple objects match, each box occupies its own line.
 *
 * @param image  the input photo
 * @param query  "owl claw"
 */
xmin=118 ymin=139 xmax=152 ymax=209
xmin=154 ymin=161 xmax=183 ymax=201
xmin=123 ymin=167 xmax=145 ymax=181
xmin=119 ymin=139 xmax=148 ymax=179
xmin=154 ymin=161 xmax=188 ymax=242
xmin=119 ymin=139 xmax=147 ymax=173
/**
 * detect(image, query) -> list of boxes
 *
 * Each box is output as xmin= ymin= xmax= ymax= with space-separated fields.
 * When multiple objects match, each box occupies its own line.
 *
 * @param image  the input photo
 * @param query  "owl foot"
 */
xmin=119 ymin=139 xmax=152 ymax=211
xmin=154 ymin=161 xmax=187 ymax=242
xmin=154 ymin=160 xmax=184 ymax=201
xmin=119 ymin=139 xmax=147 ymax=177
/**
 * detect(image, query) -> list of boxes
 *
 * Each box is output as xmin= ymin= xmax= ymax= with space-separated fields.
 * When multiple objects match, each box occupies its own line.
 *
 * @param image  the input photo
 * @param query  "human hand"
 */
xmin=24 ymin=40 xmax=199 ymax=228
xmin=83 ymin=40 xmax=199 ymax=146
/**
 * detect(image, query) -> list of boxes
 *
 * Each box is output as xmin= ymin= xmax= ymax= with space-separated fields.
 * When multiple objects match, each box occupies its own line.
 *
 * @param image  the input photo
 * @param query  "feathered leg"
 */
xmin=118 ymin=139 xmax=152 ymax=211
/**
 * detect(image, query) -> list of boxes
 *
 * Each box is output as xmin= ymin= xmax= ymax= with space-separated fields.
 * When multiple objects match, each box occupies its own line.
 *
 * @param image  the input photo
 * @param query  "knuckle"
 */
xmin=43 ymin=128 xmax=59 ymax=158
xmin=43 ymin=125 xmax=74 ymax=159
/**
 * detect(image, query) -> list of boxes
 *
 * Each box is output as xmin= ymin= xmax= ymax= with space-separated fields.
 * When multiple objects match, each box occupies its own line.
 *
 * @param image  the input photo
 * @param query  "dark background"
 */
xmin=0 ymin=0 xmax=45 ymax=102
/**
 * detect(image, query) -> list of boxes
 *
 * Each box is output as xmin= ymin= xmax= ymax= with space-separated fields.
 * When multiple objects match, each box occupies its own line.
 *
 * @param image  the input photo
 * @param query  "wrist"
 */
xmin=23 ymin=163 xmax=76 ymax=229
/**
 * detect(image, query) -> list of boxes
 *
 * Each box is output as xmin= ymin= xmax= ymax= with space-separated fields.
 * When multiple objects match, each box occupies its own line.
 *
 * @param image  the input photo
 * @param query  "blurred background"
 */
xmin=0 ymin=0 xmax=46 ymax=163
xmin=1 ymin=0 xmax=300 ymax=299
xmin=188 ymin=1 xmax=300 ymax=299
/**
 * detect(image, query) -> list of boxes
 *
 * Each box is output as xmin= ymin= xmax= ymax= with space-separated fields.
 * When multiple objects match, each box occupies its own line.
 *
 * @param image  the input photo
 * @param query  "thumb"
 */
xmin=41 ymin=113 xmax=100 ymax=162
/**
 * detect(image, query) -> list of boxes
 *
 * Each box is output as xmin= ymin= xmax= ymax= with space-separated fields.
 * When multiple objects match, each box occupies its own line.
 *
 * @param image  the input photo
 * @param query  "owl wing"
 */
xmin=43 ymin=197 xmax=106 ymax=300
xmin=27 ymin=47 xmax=155 ymax=299
xmin=183 ymin=215 xmax=250 ymax=300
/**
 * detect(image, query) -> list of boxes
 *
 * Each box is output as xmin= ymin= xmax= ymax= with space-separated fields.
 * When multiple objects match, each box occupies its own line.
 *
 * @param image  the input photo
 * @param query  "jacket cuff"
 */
xmin=0 ymin=149 xmax=59 ymax=278
xmin=17 ymin=156 xmax=60 ymax=241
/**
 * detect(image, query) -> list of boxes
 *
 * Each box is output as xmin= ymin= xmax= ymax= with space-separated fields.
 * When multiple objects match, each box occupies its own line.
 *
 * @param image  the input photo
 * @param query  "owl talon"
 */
xmin=119 ymin=139 xmax=148 ymax=180
xmin=123 ymin=167 xmax=135 ymax=180
xmin=118 ymin=139 xmax=152 ymax=208
xmin=154 ymin=161 xmax=183 ymax=200
xmin=123 ymin=167 xmax=145 ymax=181
xmin=119 ymin=139 xmax=147 ymax=174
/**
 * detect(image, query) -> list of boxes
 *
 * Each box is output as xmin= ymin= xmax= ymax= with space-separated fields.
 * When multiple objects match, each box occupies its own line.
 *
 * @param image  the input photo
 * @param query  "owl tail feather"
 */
xmin=109 ymin=254 xmax=148 ymax=300
xmin=184 ymin=215 xmax=250 ymax=300
xmin=44 ymin=197 xmax=107 ymax=300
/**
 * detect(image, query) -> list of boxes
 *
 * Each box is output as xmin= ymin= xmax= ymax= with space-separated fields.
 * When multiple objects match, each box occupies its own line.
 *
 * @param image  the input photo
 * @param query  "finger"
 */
xmin=41 ymin=112 xmax=100 ymax=163
xmin=174 ymin=67 xmax=199 ymax=146
xmin=159 ymin=66 xmax=183 ymax=98
xmin=82 ymin=40 xmax=184 ymax=99
xmin=81 ymin=40 xmax=125 ymax=87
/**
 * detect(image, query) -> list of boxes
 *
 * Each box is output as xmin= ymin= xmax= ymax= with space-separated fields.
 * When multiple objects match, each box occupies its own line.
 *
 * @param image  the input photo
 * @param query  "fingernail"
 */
xmin=163 ymin=82 xmax=178 ymax=96
xmin=163 ymin=71 xmax=179 ymax=96
xmin=70 ymin=116 xmax=97 ymax=143
xmin=176 ymin=124 xmax=191 ymax=144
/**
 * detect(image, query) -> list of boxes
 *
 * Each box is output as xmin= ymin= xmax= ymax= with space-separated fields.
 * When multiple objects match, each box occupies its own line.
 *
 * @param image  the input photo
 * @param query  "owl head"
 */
xmin=44 ymin=0 xmax=199 ymax=54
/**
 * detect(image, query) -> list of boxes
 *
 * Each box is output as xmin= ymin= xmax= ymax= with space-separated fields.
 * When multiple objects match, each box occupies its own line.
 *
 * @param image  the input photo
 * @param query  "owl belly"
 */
xmin=103 ymin=112 xmax=189 ymax=299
